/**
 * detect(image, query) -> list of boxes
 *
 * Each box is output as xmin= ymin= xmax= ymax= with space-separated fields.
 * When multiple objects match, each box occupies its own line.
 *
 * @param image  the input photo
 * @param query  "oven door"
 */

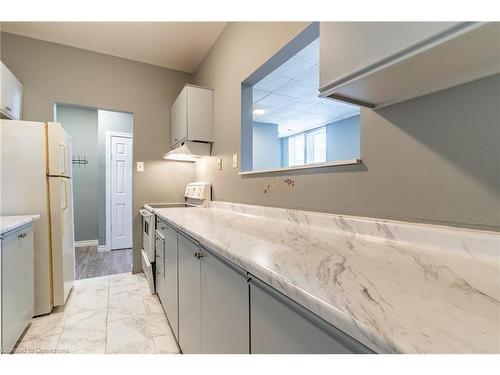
xmin=141 ymin=249 xmax=155 ymax=294
xmin=140 ymin=208 xmax=155 ymax=262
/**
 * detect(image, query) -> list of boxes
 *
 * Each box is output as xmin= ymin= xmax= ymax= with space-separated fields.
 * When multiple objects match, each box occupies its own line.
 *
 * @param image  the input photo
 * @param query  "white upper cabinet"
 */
xmin=1 ymin=61 xmax=23 ymax=120
xmin=170 ymin=84 xmax=213 ymax=147
xmin=319 ymin=22 xmax=500 ymax=108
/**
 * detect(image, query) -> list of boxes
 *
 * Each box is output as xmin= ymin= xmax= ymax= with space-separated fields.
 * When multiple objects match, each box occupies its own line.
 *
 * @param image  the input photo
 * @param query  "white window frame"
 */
xmin=288 ymin=133 xmax=306 ymax=167
xmin=306 ymin=126 xmax=326 ymax=165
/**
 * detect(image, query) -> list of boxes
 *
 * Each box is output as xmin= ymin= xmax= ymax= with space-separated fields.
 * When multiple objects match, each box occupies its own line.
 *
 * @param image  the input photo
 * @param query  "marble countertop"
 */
xmin=0 ymin=215 xmax=40 ymax=236
xmin=152 ymin=202 xmax=500 ymax=354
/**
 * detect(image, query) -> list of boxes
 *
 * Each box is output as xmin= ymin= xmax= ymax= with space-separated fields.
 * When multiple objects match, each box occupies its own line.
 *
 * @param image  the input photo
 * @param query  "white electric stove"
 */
xmin=139 ymin=182 xmax=211 ymax=293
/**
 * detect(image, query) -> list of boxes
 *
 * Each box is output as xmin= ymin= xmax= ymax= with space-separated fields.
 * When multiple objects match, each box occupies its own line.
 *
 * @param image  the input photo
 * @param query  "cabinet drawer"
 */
xmin=155 ymin=230 xmax=165 ymax=259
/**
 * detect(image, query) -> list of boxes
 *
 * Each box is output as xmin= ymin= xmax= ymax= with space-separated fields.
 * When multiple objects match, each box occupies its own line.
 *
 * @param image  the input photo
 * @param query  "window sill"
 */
xmin=239 ymin=159 xmax=361 ymax=176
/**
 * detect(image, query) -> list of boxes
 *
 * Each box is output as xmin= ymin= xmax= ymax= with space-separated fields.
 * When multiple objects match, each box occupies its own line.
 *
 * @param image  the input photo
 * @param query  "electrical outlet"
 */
xmin=232 ymin=154 xmax=238 ymax=168
xmin=136 ymin=162 xmax=144 ymax=172
xmin=216 ymin=157 xmax=222 ymax=170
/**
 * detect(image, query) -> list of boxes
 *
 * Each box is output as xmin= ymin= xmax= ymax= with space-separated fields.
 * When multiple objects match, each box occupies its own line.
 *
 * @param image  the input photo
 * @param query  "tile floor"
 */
xmin=14 ymin=272 xmax=180 ymax=354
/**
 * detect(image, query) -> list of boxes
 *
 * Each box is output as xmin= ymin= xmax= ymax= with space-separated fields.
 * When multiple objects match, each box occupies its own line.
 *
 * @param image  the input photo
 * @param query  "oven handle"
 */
xmin=140 ymin=208 xmax=153 ymax=218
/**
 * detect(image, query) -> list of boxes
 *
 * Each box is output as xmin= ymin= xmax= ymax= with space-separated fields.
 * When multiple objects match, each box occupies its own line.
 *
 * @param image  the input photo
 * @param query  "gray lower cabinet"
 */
xmin=177 ymin=233 xmax=202 ymax=353
xmin=177 ymin=232 xmax=249 ymax=354
xmin=249 ymin=277 xmax=373 ymax=354
xmin=163 ymin=224 xmax=178 ymax=340
xmin=1 ymin=224 xmax=34 ymax=353
xmin=201 ymin=247 xmax=249 ymax=353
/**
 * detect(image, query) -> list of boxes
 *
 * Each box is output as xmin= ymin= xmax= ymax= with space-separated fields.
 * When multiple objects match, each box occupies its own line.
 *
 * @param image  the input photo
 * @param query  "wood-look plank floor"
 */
xmin=75 ymin=245 xmax=132 ymax=280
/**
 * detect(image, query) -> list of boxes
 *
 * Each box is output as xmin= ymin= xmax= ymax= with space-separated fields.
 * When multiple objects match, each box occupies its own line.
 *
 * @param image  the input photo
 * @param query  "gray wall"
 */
xmin=253 ymin=121 xmax=280 ymax=170
xmin=1 ymin=32 xmax=196 ymax=272
xmin=192 ymin=22 xmax=500 ymax=231
xmin=326 ymin=115 xmax=360 ymax=162
xmin=56 ymin=105 xmax=99 ymax=241
xmin=97 ymin=110 xmax=133 ymax=245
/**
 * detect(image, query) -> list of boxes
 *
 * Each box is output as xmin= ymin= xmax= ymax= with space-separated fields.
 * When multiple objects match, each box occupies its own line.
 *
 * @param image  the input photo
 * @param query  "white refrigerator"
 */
xmin=1 ymin=120 xmax=75 ymax=315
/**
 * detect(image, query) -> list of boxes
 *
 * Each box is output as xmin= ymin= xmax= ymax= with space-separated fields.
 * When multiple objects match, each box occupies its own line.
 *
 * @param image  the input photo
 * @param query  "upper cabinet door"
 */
xmin=170 ymin=85 xmax=213 ymax=147
xmin=319 ymin=22 xmax=457 ymax=88
xmin=0 ymin=61 xmax=23 ymax=120
xmin=171 ymin=87 xmax=188 ymax=147
xmin=319 ymin=22 xmax=500 ymax=108
xmin=186 ymin=86 xmax=213 ymax=143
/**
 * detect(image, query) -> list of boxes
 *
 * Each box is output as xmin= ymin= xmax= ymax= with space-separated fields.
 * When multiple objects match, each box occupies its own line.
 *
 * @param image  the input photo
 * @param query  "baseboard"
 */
xmin=75 ymin=239 xmax=99 ymax=248
xmin=98 ymin=244 xmax=111 ymax=252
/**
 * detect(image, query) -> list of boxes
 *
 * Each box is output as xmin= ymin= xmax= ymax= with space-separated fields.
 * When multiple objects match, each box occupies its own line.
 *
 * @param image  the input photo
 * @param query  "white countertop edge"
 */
xmin=0 ymin=215 xmax=40 ymax=236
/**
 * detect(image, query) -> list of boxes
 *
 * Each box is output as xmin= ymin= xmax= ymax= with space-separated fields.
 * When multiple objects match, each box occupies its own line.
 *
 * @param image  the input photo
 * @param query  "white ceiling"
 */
xmin=253 ymin=38 xmax=359 ymax=137
xmin=1 ymin=22 xmax=227 ymax=73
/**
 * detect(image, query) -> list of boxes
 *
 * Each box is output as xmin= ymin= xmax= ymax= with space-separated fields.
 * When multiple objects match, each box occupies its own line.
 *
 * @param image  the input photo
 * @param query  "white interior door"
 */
xmin=110 ymin=134 xmax=133 ymax=250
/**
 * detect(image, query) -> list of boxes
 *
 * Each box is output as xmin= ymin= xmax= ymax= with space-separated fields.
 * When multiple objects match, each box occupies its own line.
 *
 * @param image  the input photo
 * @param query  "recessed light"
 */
xmin=253 ymin=109 xmax=266 ymax=115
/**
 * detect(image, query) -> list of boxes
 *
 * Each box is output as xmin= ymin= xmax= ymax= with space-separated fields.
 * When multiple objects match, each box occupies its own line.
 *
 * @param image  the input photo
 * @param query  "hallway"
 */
xmin=75 ymin=246 xmax=132 ymax=280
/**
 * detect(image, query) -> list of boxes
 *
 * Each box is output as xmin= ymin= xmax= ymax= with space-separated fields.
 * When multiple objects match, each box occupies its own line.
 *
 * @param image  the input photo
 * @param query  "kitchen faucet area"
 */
xmin=0 ymin=2 xmax=499 ymax=374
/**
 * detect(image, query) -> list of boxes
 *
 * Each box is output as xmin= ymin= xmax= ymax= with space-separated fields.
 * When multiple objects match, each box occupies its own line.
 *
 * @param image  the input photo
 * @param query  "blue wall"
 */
xmin=326 ymin=115 xmax=360 ymax=161
xmin=253 ymin=122 xmax=281 ymax=170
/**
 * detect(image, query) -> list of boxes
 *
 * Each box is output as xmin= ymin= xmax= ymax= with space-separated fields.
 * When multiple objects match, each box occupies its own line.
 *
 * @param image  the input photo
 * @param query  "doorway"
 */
xmin=55 ymin=104 xmax=133 ymax=279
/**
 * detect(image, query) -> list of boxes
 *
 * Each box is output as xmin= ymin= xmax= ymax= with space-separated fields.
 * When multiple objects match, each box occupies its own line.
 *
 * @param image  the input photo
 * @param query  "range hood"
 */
xmin=163 ymin=141 xmax=211 ymax=162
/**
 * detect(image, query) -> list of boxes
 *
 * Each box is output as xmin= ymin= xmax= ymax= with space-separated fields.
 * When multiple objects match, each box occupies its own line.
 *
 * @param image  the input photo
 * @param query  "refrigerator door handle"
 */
xmin=61 ymin=178 xmax=68 ymax=211
xmin=59 ymin=142 xmax=67 ymax=176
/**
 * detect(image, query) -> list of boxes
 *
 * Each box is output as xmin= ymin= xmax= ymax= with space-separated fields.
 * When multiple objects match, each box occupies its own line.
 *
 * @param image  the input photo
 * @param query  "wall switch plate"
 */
xmin=137 ymin=162 xmax=144 ymax=172
xmin=216 ymin=157 xmax=222 ymax=170
xmin=232 ymin=154 xmax=238 ymax=168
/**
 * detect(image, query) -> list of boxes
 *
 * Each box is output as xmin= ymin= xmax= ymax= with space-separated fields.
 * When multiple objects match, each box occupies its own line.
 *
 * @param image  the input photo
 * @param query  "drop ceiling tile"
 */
xmin=256 ymin=93 xmax=293 ymax=108
xmin=252 ymin=88 xmax=270 ymax=102
xmin=295 ymin=65 xmax=320 ymax=87
xmin=271 ymin=56 xmax=317 ymax=80
xmin=280 ymin=97 xmax=318 ymax=112
xmin=274 ymin=80 xmax=315 ymax=98
xmin=253 ymin=74 xmax=290 ymax=92
xmin=297 ymin=38 xmax=320 ymax=62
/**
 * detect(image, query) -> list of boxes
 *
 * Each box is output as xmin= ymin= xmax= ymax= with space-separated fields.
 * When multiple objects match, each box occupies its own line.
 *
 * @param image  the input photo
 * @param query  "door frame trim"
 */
xmin=104 ymin=131 xmax=133 ymax=252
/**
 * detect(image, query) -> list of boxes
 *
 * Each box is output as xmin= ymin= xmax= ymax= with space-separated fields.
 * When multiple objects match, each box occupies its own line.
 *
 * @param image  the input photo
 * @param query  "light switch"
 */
xmin=216 ymin=157 xmax=222 ymax=170
xmin=232 ymin=154 xmax=238 ymax=168
xmin=137 ymin=162 xmax=144 ymax=172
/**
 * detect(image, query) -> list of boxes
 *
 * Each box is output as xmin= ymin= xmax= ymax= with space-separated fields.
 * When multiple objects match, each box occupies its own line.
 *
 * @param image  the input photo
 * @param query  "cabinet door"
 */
xmin=0 ymin=62 xmax=23 ymax=120
xmin=319 ymin=22 xmax=457 ymax=88
xmin=201 ymin=247 xmax=249 ymax=353
xmin=177 ymin=233 xmax=201 ymax=353
xmin=164 ymin=224 xmax=179 ymax=340
xmin=249 ymin=277 xmax=373 ymax=354
xmin=170 ymin=87 xmax=187 ymax=147
xmin=1 ymin=225 xmax=34 ymax=352
xmin=186 ymin=86 xmax=213 ymax=143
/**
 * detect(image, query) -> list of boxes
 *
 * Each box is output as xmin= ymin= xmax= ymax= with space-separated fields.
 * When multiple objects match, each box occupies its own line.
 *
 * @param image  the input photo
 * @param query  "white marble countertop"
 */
xmin=0 ymin=215 xmax=40 ymax=236
xmin=152 ymin=202 xmax=500 ymax=354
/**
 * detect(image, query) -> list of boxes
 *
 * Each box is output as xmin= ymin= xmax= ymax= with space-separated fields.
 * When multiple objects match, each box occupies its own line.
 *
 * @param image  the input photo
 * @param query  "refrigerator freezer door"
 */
xmin=47 ymin=122 xmax=72 ymax=178
xmin=48 ymin=176 xmax=75 ymax=306
xmin=0 ymin=120 xmax=54 ymax=315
